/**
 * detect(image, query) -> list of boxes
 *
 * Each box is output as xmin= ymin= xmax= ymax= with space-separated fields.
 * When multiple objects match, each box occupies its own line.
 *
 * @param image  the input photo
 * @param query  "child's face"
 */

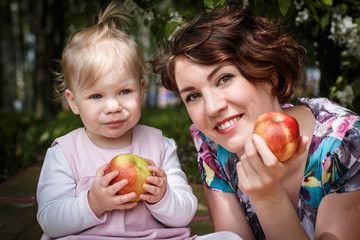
xmin=65 ymin=65 xmax=145 ymax=149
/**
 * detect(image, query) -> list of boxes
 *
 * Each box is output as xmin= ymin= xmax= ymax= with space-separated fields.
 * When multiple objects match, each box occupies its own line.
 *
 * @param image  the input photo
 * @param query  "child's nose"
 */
xmin=104 ymin=98 xmax=122 ymax=113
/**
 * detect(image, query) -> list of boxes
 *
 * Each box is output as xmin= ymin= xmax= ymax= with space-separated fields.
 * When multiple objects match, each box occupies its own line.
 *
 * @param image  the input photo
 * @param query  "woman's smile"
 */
xmin=215 ymin=115 xmax=242 ymax=134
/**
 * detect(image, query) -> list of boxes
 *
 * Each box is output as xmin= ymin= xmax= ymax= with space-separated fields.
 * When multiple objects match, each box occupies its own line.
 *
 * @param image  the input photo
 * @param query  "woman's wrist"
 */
xmin=251 ymin=185 xmax=309 ymax=239
xmin=249 ymin=183 xmax=286 ymax=208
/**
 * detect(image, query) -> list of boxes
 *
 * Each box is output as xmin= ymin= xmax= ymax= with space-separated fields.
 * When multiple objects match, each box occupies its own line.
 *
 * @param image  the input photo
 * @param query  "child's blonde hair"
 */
xmin=53 ymin=1 xmax=144 ymax=101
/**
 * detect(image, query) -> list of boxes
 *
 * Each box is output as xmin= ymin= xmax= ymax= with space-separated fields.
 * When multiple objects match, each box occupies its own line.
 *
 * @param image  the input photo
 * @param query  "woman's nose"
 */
xmin=204 ymin=92 xmax=227 ymax=117
xmin=104 ymin=98 xmax=122 ymax=113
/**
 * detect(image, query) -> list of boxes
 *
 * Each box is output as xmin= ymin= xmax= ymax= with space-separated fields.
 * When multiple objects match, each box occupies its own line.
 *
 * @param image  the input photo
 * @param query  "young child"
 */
xmin=36 ymin=2 xmax=198 ymax=239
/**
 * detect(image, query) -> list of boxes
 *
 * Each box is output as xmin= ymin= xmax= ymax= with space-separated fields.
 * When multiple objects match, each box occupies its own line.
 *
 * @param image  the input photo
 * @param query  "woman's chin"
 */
xmin=220 ymin=142 xmax=244 ymax=155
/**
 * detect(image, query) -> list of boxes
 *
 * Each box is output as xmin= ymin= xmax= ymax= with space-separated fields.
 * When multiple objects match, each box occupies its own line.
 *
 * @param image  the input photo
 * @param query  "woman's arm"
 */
xmin=204 ymin=186 xmax=256 ymax=240
xmin=316 ymin=190 xmax=360 ymax=239
xmin=236 ymin=134 xmax=310 ymax=240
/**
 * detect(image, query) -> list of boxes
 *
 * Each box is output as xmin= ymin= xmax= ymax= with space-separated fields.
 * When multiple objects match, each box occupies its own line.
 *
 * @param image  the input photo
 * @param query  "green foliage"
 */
xmin=0 ymin=110 xmax=83 ymax=183
xmin=204 ymin=0 xmax=225 ymax=9
xmin=0 ymin=112 xmax=47 ymax=182
xmin=0 ymin=107 xmax=202 ymax=184
xmin=165 ymin=21 xmax=179 ymax=38
xmin=139 ymin=106 xmax=201 ymax=183
xmin=278 ymin=0 xmax=291 ymax=16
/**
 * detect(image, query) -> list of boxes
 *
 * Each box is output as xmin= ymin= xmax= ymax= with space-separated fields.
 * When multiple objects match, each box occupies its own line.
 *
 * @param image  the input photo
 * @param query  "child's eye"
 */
xmin=120 ymin=89 xmax=130 ymax=95
xmin=185 ymin=92 xmax=201 ymax=102
xmin=217 ymin=74 xmax=233 ymax=86
xmin=91 ymin=94 xmax=102 ymax=99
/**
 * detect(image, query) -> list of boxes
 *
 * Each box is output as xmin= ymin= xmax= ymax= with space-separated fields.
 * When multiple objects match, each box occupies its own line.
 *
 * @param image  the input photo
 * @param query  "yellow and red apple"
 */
xmin=105 ymin=154 xmax=152 ymax=202
xmin=253 ymin=112 xmax=300 ymax=162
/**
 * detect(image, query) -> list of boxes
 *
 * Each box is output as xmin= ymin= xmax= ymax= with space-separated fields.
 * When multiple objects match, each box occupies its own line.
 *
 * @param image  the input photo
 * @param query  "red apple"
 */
xmin=105 ymin=154 xmax=152 ymax=202
xmin=253 ymin=112 xmax=300 ymax=162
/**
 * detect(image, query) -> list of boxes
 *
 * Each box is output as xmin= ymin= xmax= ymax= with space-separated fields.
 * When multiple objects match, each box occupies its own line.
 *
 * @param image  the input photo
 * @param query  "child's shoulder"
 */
xmin=51 ymin=127 xmax=85 ymax=147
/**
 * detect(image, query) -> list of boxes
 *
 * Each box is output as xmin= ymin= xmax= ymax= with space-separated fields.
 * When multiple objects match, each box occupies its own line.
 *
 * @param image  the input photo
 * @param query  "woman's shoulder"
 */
xmin=298 ymin=97 xmax=360 ymax=139
xmin=298 ymin=97 xmax=358 ymax=119
xmin=302 ymin=98 xmax=360 ymax=193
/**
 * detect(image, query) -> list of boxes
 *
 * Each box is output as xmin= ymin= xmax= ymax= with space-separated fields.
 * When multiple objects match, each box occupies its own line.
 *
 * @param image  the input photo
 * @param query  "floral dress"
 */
xmin=190 ymin=98 xmax=360 ymax=240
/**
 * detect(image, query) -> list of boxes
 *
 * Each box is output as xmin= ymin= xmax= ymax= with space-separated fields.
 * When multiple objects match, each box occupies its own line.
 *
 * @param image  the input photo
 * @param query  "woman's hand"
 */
xmin=88 ymin=164 xmax=138 ymax=218
xmin=236 ymin=133 xmax=308 ymax=201
xmin=139 ymin=159 xmax=167 ymax=204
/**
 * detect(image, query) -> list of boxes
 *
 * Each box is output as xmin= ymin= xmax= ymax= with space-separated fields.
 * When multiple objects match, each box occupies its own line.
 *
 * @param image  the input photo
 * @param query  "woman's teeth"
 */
xmin=217 ymin=116 xmax=240 ymax=130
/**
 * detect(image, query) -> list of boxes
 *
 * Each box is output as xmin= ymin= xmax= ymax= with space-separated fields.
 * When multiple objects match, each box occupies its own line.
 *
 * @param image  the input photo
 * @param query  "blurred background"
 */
xmin=1 ymin=0 xmax=360 ymax=184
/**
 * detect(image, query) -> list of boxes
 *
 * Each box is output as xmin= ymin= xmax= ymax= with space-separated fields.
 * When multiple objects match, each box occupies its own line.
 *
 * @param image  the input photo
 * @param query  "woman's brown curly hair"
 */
xmin=152 ymin=3 xmax=306 ymax=104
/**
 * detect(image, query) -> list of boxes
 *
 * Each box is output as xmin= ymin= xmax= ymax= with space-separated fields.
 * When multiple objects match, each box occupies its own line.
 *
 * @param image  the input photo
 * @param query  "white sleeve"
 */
xmin=36 ymin=145 xmax=105 ymax=238
xmin=145 ymin=137 xmax=198 ymax=227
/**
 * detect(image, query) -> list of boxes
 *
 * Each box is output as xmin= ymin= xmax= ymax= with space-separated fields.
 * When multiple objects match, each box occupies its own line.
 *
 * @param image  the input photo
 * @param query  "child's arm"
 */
xmin=36 ymin=145 xmax=136 ymax=238
xmin=37 ymin=145 xmax=101 ymax=238
xmin=143 ymin=137 xmax=198 ymax=227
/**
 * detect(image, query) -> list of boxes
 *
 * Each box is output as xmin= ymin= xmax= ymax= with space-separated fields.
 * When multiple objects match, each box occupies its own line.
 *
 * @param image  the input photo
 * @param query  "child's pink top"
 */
xmin=37 ymin=124 xmax=197 ymax=239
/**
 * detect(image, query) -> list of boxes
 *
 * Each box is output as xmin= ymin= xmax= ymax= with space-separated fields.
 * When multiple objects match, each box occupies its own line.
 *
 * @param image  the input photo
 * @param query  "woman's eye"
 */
xmin=185 ymin=92 xmax=201 ymax=102
xmin=217 ymin=74 xmax=233 ymax=86
xmin=91 ymin=94 xmax=102 ymax=99
xmin=120 ymin=89 xmax=130 ymax=95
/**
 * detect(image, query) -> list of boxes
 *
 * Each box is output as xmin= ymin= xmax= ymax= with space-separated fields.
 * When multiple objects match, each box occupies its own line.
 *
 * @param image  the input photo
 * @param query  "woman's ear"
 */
xmin=65 ymin=89 xmax=79 ymax=115
xmin=140 ymin=78 xmax=145 ymax=104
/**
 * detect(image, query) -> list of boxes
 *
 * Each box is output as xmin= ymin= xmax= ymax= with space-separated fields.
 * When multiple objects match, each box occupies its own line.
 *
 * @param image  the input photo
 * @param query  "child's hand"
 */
xmin=139 ymin=159 xmax=167 ymax=204
xmin=88 ymin=164 xmax=137 ymax=218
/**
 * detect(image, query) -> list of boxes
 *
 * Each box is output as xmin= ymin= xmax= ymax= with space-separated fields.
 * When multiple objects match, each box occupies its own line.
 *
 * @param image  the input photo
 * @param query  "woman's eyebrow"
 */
xmin=179 ymin=86 xmax=195 ymax=95
xmin=179 ymin=62 xmax=233 ymax=94
xmin=207 ymin=62 xmax=232 ymax=81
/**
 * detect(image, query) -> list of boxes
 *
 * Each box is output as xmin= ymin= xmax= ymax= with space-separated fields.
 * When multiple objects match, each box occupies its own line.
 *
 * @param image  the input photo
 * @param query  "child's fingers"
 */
xmin=114 ymin=192 xmax=137 ymax=205
xmin=148 ymin=165 xmax=165 ymax=177
xmin=108 ymin=179 xmax=128 ymax=195
xmin=142 ymin=183 xmax=161 ymax=195
xmin=145 ymin=159 xmax=164 ymax=177
xmin=113 ymin=193 xmax=138 ymax=210
xmin=145 ymin=175 xmax=166 ymax=188
xmin=93 ymin=164 xmax=116 ymax=187
xmin=94 ymin=164 xmax=107 ymax=179
xmin=139 ymin=190 xmax=163 ymax=204
xmin=100 ymin=170 xmax=119 ymax=187
xmin=139 ymin=193 xmax=155 ymax=202
xmin=145 ymin=158 xmax=156 ymax=166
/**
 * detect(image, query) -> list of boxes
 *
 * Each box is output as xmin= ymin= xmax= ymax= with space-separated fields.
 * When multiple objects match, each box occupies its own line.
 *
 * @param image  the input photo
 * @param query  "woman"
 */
xmin=152 ymin=3 xmax=360 ymax=240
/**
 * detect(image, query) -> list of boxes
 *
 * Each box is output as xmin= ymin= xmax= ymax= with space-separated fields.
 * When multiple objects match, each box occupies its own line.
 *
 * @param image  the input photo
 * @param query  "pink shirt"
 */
xmin=37 ymin=124 xmax=197 ymax=239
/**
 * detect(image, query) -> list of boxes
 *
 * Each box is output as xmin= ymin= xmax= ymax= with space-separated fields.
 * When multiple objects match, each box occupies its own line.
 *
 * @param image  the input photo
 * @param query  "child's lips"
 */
xmin=105 ymin=120 xmax=124 ymax=127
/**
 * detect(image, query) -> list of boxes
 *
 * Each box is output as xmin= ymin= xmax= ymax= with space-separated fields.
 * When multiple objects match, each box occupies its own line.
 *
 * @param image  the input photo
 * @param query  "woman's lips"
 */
xmin=215 ymin=115 xmax=242 ymax=134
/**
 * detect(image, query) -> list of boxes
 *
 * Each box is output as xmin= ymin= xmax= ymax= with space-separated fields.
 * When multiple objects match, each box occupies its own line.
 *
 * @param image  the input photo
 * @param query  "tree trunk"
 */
xmin=33 ymin=0 xmax=64 ymax=117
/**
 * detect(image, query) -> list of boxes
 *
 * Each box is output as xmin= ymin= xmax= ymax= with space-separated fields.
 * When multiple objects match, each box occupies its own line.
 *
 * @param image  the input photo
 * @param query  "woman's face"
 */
xmin=174 ymin=57 xmax=281 ymax=154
